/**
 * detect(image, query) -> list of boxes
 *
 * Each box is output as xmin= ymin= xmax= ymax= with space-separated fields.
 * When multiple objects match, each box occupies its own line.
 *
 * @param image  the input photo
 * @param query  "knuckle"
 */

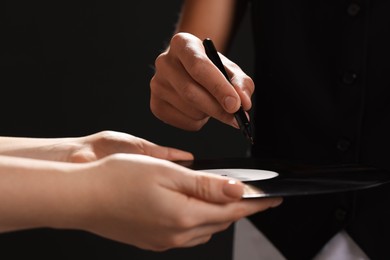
xmin=149 ymin=76 xmax=157 ymax=92
xmin=130 ymin=137 xmax=146 ymax=154
xmin=242 ymin=76 xmax=255 ymax=94
xmin=170 ymin=33 xmax=186 ymax=49
xmin=209 ymin=80 xmax=227 ymax=99
xmin=95 ymin=129 xmax=114 ymax=138
xmin=173 ymin=213 xmax=196 ymax=230
xmin=149 ymin=96 xmax=162 ymax=116
xmin=231 ymin=74 xmax=254 ymax=94
xmin=149 ymin=76 xmax=164 ymax=96
xmin=190 ymin=111 xmax=209 ymax=122
xmin=188 ymin=56 xmax=207 ymax=79
xmin=94 ymin=130 xmax=118 ymax=144
xmin=170 ymin=32 xmax=199 ymax=49
xmin=150 ymin=98 xmax=171 ymax=124
xmin=181 ymin=82 xmax=197 ymax=103
xmin=154 ymin=52 xmax=168 ymax=69
xmin=195 ymin=174 xmax=213 ymax=199
xmin=150 ymin=105 xmax=169 ymax=125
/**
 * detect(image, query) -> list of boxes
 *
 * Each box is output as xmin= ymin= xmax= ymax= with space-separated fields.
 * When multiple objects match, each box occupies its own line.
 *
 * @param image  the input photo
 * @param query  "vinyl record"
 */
xmin=176 ymin=157 xmax=390 ymax=198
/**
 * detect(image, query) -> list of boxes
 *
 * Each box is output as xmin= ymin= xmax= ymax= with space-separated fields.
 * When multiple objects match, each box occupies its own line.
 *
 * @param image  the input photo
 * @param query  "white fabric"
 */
xmin=233 ymin=218 xmax=370 ymax=260
xmin=314 ymin=230 xmax=370 ymax=260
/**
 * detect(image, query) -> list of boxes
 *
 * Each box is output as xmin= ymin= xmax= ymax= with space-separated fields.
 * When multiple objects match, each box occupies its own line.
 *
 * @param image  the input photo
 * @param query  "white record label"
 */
xmin=199 ymin=168 xmax=278 ymax=181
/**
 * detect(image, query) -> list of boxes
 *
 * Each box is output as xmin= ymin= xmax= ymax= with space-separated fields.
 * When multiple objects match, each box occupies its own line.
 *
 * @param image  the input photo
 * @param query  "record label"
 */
xmin=199 ymin=168 xmax=278 ymax=181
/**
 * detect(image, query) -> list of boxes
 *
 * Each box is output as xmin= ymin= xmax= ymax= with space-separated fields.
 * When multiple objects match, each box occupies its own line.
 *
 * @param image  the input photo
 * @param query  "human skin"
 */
xmin=0 ymin=131 xmax=281 ymax=251
xmin=0 ymin=130 xmax=194 ymax=163
xmin=150 ymin=0 xmax=252 ymax=131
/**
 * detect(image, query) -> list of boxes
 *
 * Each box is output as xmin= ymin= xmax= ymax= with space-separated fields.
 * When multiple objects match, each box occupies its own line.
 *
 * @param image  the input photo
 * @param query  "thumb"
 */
xmin=177 ymin=171 xmax=245 ymax=203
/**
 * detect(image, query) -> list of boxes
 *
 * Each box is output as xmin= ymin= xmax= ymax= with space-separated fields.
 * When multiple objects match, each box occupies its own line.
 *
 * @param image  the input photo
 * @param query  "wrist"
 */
xmin=46 ymin=162 xmax=99 ymax=231
xmin=0 ymin=136 xmax=83 ymax=162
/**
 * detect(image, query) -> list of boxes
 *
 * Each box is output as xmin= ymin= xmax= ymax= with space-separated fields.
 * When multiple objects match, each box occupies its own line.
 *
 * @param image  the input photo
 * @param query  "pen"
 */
xmin=202 ymin=38 xmax=254 ymax=145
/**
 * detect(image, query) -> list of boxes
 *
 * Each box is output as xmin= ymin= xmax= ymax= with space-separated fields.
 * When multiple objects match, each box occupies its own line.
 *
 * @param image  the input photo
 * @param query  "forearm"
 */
xmin=176 ymin=0 xmax=245 ymax=52
xmin=0 ymin=155 xmax=91 ymax=233
xmin=0 ymin=136 xmax=82 ymax=162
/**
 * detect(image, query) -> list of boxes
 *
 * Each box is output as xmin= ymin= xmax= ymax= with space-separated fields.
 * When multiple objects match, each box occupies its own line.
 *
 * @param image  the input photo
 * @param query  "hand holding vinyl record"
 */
xmin=78 ymin=154 xmax=282 ymax=251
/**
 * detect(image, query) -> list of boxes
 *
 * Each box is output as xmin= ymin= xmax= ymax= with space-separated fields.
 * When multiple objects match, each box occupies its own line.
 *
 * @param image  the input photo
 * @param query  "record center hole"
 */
xmin=199 ymin=168 xmax=279 ymax=181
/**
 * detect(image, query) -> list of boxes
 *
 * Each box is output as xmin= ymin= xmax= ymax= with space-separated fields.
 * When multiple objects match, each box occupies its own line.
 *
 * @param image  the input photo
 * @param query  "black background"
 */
xmin=0 ymin=1 xmax=254 ymax=259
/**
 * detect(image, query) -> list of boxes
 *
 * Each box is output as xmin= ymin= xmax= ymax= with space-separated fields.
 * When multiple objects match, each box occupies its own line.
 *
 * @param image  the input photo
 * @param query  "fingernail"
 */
xmin=224 ymin=96 xmax=238 ymax=112
xmin=223 ymin=179 xmax=244 ymax=199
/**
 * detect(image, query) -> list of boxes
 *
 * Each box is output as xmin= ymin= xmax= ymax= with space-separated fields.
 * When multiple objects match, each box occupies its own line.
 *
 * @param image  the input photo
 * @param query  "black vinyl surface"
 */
xmin=177 ymin=157 xmax=390 ymax=198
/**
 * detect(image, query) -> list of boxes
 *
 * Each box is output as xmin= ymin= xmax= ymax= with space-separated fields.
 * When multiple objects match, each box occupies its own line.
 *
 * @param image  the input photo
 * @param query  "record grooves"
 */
xmin=176 ymin=157 xmax=390 ymax=198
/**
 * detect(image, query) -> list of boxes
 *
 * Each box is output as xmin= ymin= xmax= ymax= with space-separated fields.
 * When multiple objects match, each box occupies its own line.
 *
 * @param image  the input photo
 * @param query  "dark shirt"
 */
xmin=249 ymin=0 xmax=390 ymax=259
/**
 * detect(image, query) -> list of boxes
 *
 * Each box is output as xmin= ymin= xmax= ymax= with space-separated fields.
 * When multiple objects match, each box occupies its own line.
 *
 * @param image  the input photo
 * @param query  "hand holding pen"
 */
xmin=150 ymin=32 xmax=255 ymax=142
xmin=202 ymin=38 xmax=254 ymax=144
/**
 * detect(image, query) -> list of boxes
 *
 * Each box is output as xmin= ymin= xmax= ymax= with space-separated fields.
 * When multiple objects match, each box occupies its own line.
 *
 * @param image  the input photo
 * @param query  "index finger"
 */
xmin=140 ymin=139 xmax=194 ymax=161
